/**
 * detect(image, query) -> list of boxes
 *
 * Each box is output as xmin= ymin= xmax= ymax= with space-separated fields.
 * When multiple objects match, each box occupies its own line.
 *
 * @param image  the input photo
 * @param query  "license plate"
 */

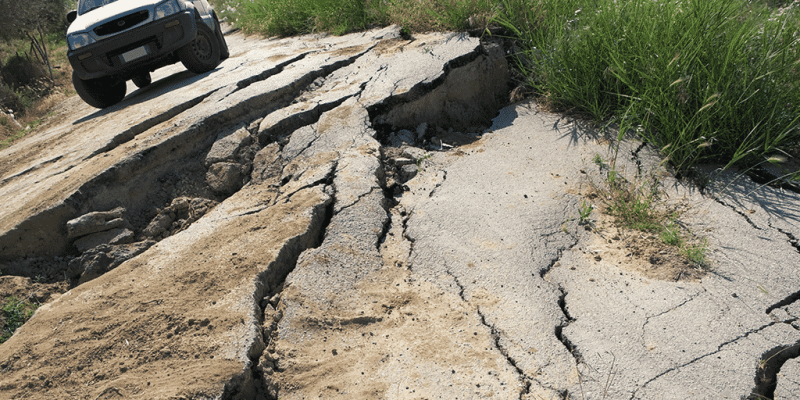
xmin=121 ymin=46 xmax=148 ymax=63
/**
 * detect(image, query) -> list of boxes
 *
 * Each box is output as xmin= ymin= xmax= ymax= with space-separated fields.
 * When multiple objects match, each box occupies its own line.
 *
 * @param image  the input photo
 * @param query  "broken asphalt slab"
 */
xmin=1 ymin=25 xmax=799 ymax=399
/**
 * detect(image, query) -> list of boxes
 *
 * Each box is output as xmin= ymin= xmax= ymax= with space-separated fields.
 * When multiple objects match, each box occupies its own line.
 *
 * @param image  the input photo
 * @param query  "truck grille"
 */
xmin=94 ymin=10 xmax=149 ymax=36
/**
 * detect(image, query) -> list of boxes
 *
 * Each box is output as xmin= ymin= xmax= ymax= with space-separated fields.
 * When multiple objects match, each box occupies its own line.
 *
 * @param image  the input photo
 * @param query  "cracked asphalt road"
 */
xmin=0 ymin=26 xmax=798 ymax=399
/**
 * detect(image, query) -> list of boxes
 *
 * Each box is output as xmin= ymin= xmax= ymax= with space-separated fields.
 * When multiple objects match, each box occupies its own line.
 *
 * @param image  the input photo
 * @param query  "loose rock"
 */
xmin=207 ymin=162 xmax=245 ymax=195
xmin=205 ymin=126 xmax=252 ymax=166
xmin=68 ymin=241 xmax=155 ymax=282
xmin=389 ymin=129 xmax=416 ymax=147
xmin=66 ymin=207 xmax=126 ymax=239
xmin=73 ymin=227 xmax=135 ymax=253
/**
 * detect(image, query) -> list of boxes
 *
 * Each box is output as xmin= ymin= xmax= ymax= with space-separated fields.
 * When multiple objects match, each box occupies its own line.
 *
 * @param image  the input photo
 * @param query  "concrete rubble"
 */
xmin=0 ymin=25 xmax=797 ymax=400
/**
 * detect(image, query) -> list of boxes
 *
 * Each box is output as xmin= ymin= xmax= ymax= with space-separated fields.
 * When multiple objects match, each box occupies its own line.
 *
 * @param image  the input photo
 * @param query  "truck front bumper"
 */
xmin=69 ymin=11 xmax=197 ymax=81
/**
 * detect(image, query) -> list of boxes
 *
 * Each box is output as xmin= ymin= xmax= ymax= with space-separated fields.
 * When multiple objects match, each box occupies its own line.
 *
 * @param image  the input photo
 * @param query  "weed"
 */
xmin=660 ymin=222 xmax=682 ymax=246
xmin=1 ymin=296 xmax=39 ymax=344
xmin=601 ymin=172 xmax=662 ymax=232
xmin=1 ymin=129 xmax=30 ymax=149
xmin=592 ymin=154 xmax=604 ymax=169
xmin=210 ymin=0 xmax=498 ymax=36
xmin=589 ymin=154 xmax=708 ymax=267
xmin=578 ymin=199 xmax=593 ymax=225
xmin=415 ymin=153 xmax=432 ymax=170
xmin=683 ymin=239 xmax=708 ymax=267
xmin=214 ymin=0 xmax=799 ymax=173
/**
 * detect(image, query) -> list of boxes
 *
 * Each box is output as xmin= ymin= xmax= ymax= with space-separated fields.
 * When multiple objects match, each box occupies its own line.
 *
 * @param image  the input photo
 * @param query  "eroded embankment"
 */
xmin=0 ymin=26 xmax=511 ymax=399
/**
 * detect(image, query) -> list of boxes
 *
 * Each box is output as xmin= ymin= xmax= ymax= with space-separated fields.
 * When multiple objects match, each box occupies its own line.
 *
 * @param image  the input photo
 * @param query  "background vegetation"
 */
xmin=0 ymin=0 xmax=74 ymax=148
xmin=211 ymin=0 xmax=497 ymax=36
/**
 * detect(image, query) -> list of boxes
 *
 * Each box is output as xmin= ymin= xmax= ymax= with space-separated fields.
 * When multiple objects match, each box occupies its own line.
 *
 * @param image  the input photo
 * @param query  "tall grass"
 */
xmin=497 ymin=0 xmax=800 ymax=171
xmin=211 ymin=0 xmax=497 ymax=36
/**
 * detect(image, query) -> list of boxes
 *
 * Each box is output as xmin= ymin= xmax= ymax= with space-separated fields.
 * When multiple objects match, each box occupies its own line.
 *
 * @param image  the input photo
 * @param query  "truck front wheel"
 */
xmin=213 ymin=12 xmax=229 ymax=61
xmin=72 ymin=72 xmax=127 ymax=109
xmin=178 ymin=21 xmax=220 ymax=74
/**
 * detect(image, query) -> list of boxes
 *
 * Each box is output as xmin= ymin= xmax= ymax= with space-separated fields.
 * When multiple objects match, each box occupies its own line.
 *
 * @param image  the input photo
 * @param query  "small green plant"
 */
xmin=592 ymin=154 xmax=604 ymax=169
xmin=602 ymin=174 xmax=661 ymax=232
xmin=683 ymin=239 xmax=708 ymax=267
xmin=1 ymin=296 xmax=39 ymax=344
xmin=578 ymin=199 xmax=593 ymax=225
xmin=415 ymin=153 xmax=432 ymax=170
xmin=589 ymin=151 xmax=708 ymax=267
xmin=660 ymin=222 xmax=682 ymax=247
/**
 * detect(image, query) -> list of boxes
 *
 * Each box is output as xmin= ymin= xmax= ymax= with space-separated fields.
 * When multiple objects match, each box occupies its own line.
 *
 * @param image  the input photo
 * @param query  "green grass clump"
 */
xmin=683 ymin=239 xmax=708 ymax=266
xmin=660 ymin=222 xmax=682 ymax=246
xmin=1 ymin=296 xmax=39 ymax=344
xmin=602 ymin=172 xmax=663 ymax=232
xmin=496 ymin=0 xmax=800 ymax=172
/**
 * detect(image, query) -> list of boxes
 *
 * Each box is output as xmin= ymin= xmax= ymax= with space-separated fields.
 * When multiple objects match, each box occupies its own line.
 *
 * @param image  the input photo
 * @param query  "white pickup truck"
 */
xmin=66 ymin=0 xmax=229 ymax=108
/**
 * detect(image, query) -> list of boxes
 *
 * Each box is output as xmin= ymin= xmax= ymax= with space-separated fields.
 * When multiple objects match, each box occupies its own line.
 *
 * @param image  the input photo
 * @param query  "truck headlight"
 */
xmin=155 ymin=0 xmax=182 ymax=20
xmin=68 ymin=33 xmax=95 ymax=50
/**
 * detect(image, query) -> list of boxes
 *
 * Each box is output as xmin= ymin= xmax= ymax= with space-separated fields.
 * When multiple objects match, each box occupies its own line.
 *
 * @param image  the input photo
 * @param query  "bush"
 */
xmin=0 ymin=54 xmax=50 ymax=114
xmin=0 ymin=82 xmax=32 ymax=114
xmin=1 ymin=54 xmax=48 ymax=90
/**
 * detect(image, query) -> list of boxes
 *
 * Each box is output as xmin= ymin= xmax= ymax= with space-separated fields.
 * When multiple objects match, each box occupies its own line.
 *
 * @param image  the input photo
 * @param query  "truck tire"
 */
xmin=213 ymin=13 xmax=229 ymax=61
xmin=72 ymin=72 xmax=127 ymax=109
xmin=177 ymin=21 xmax=220 ymax=74
xmin=132 ymin=72 xmax=151 ymax=88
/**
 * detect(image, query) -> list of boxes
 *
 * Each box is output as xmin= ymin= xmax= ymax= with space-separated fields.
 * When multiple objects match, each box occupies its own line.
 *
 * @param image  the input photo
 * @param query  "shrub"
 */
xmin=1 ymin=54 xmax=48 ymax=90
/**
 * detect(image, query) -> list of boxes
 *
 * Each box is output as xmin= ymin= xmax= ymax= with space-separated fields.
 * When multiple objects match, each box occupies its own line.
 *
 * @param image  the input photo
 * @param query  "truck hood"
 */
xmin=67 ymin=0 xmax=171 ymax=35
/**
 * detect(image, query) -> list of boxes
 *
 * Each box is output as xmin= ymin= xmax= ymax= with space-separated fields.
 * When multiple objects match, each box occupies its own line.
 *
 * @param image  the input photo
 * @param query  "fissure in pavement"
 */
xmin=748 ymin=341 xmax=800 ymax=400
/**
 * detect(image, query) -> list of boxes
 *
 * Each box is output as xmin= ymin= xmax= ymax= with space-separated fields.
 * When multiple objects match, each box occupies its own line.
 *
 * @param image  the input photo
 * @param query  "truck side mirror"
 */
xmin=67 ymin=10 xmax=77 ymax=24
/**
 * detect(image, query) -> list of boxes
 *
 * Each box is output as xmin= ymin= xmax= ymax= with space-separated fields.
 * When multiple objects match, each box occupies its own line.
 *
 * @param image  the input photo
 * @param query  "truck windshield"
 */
xmin=78 ymin=0 xmax=121 ymax=15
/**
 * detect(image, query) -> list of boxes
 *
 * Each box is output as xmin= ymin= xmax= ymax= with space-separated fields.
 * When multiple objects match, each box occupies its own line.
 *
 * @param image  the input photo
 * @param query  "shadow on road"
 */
xmin=73 ymin=67 xmax=221 ymax=125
